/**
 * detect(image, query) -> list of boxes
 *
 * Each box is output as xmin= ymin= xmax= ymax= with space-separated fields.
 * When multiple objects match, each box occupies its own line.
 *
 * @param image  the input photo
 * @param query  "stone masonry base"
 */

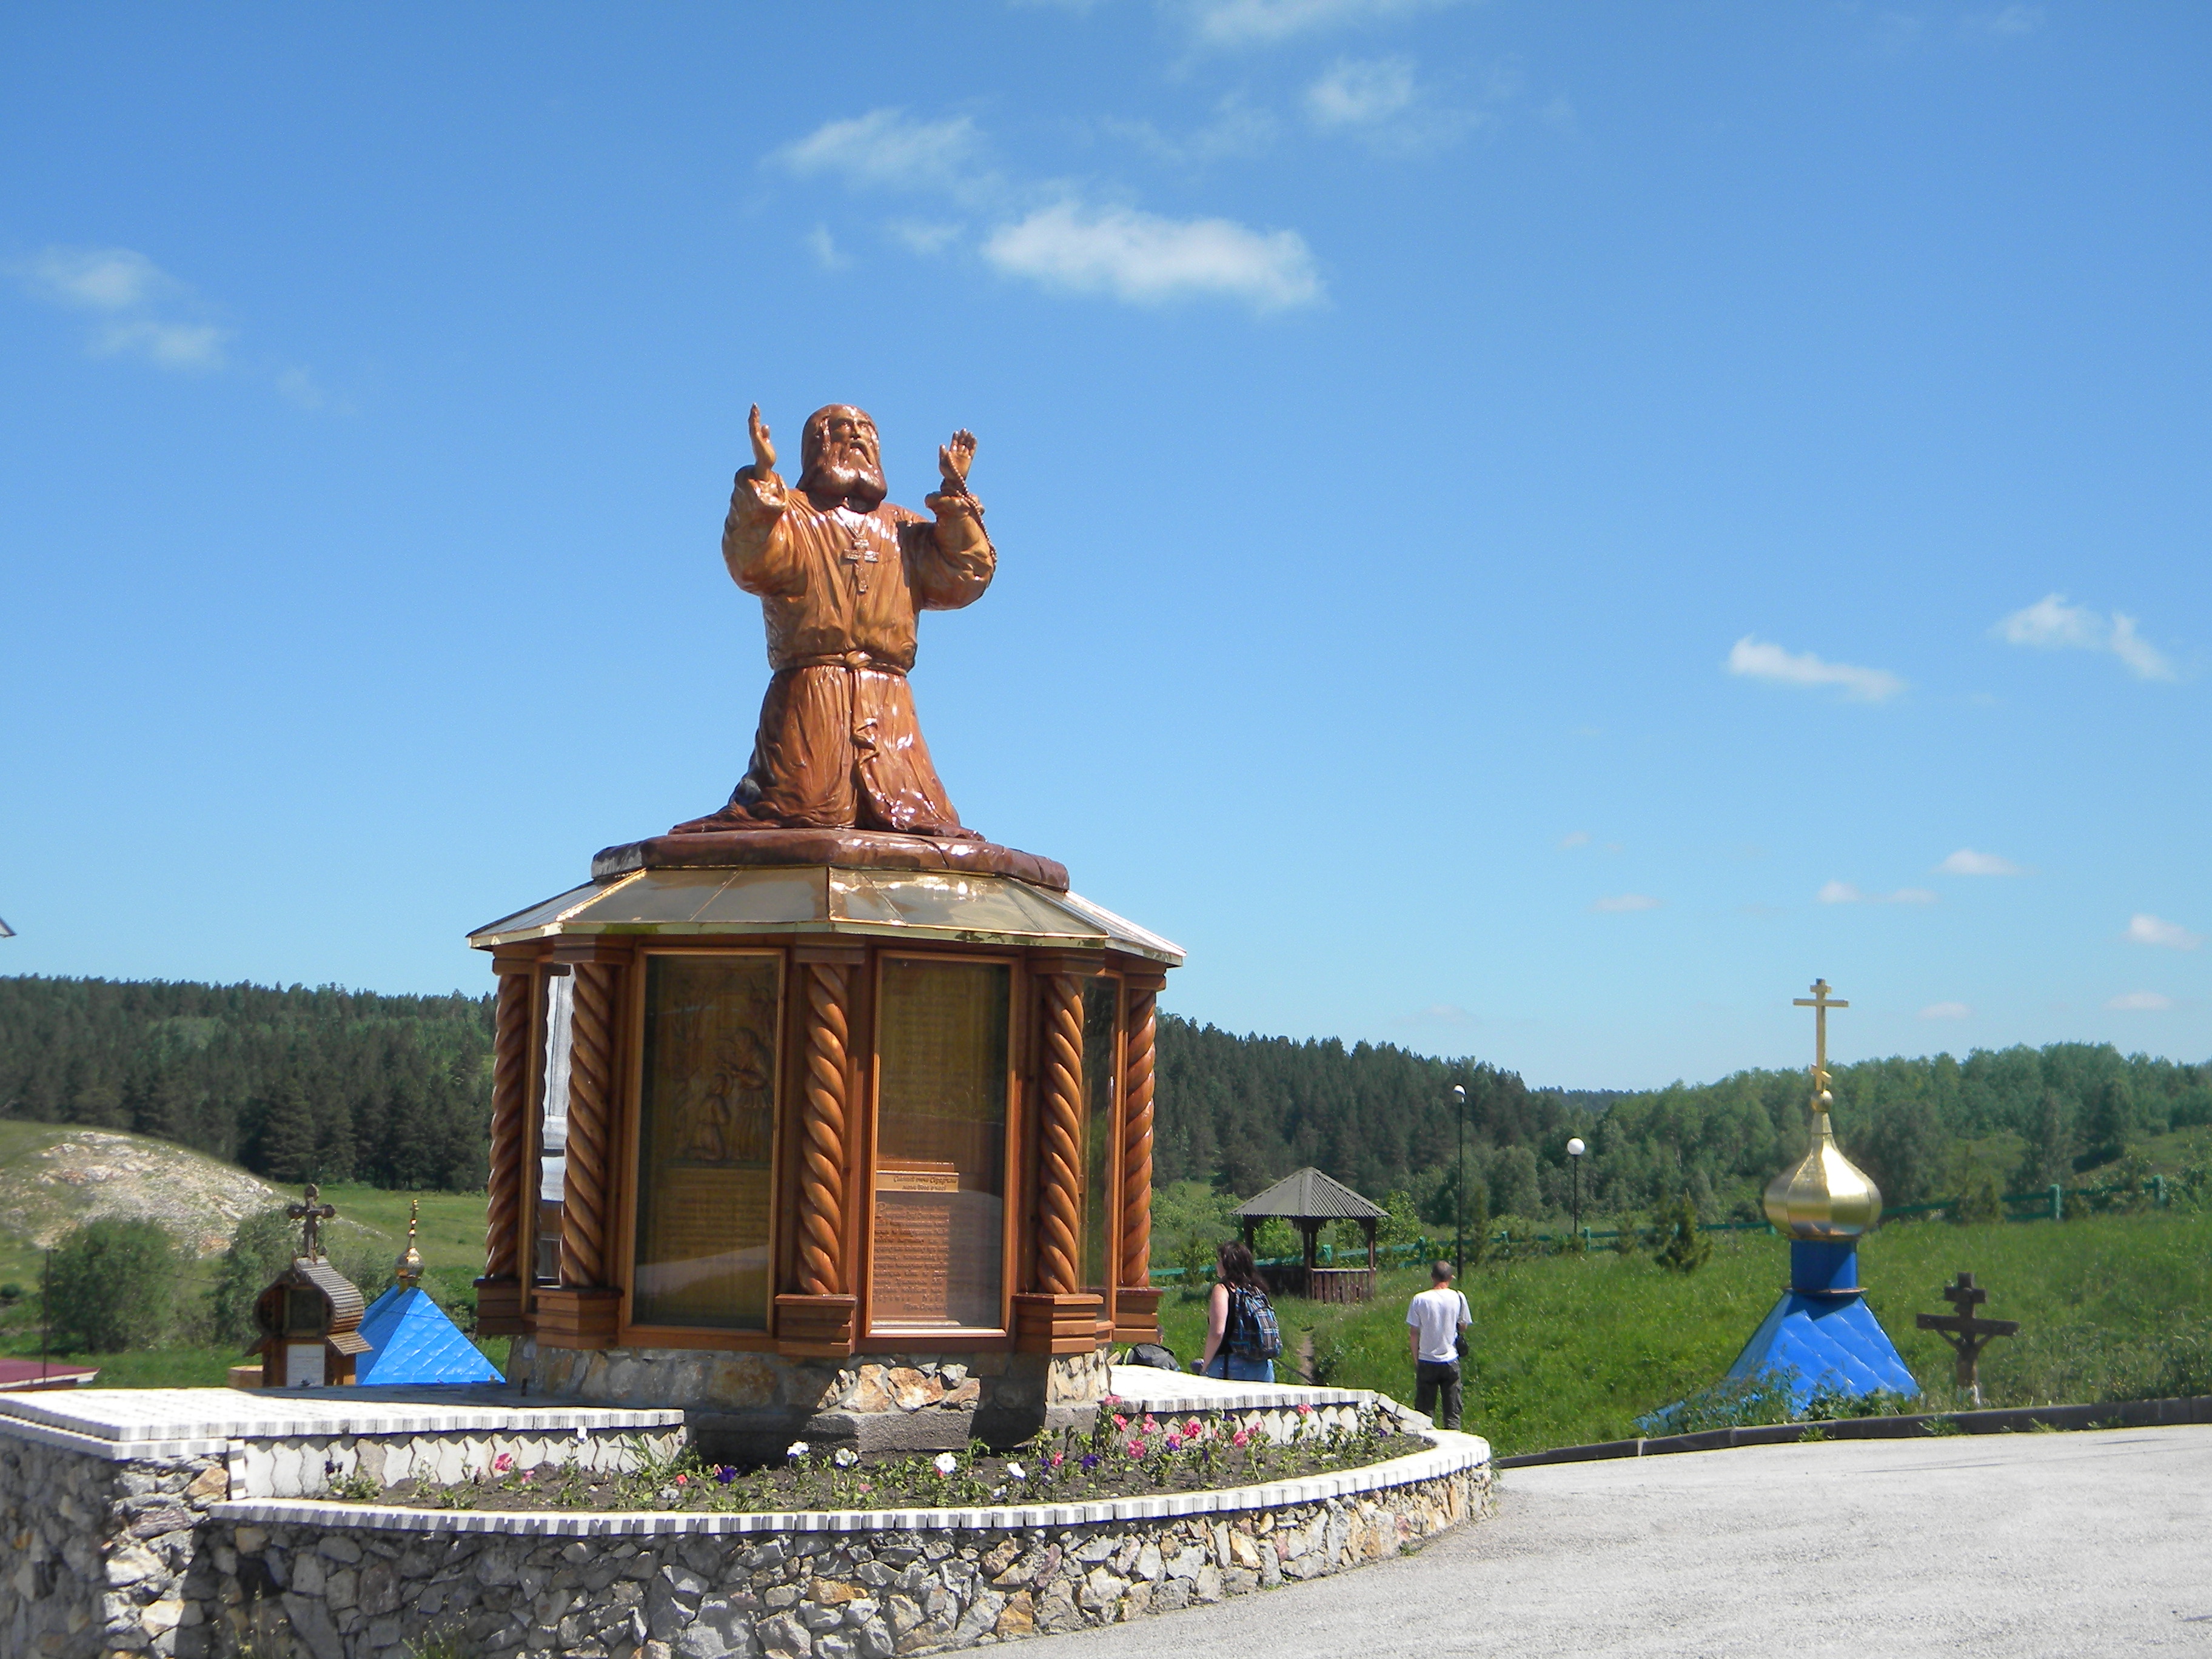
xmin=517 ymin=1342 xmax=1113 ymax=1462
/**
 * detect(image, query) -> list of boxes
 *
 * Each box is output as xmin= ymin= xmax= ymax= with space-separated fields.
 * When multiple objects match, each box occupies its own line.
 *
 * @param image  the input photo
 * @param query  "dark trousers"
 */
xmin=1415 ymin=1358 xmax=1463 ymax=1430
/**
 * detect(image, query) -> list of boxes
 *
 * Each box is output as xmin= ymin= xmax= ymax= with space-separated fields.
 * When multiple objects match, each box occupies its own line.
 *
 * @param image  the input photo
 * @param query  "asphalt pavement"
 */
xmin=1050 ymin=1424 xmax=2212 ymax=1658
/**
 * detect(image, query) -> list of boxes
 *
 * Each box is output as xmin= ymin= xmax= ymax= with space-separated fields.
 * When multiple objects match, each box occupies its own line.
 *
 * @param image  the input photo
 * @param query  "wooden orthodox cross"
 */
xmin=1793 ymin=978 xmax=1849 ymax=1094
xmin=286 ymin=1183 xmax=338 ymax=1262
xmin=1914 ymin=1272 xmax=2020 ymax=1405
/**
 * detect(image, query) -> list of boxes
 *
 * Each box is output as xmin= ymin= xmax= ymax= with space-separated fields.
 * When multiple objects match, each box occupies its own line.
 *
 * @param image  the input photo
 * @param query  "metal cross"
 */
xmin=1914 ymin=1271 xmax=2020 ymax=1404
xmin=1792 ymin=978 xmax=1849 ymax=1093
xmin=285 ymin=1183 xmax=337 ymax=1261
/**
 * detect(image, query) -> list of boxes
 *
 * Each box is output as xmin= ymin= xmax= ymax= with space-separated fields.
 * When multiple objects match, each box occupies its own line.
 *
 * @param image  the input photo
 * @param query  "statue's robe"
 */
xmin=683 ymin=471 xmax=994 ymax=837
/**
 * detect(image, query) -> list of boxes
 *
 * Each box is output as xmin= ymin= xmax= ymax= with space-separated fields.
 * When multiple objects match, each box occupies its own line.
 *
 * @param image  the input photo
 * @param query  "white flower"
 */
xmin=1004 ymin=1462 xmax=1026 ymax=1481
xmin=932 ymin=1452 xmax=959 ymax=1475
xmin=786 ymin=1441 xmax=810 ymax=1461
xmin=833 ymin=1448 xmax=859 ymax=1469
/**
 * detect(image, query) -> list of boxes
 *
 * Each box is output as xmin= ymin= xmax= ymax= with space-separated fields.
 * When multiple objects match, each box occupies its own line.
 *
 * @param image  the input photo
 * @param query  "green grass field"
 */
xmin=1158 ymin=1209 xmax=2212 ymax=1456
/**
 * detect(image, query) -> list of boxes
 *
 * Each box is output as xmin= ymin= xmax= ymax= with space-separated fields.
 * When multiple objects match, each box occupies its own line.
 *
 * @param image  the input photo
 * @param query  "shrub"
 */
xmin=47 ymin=1218 xmax=184 ymax=1352
xmin=1651 ymin=1192 xmax=1712 ymax=1274
xmin=206 ymin=1208 xmax=305 ymax=1347
xmin=1952 ymin=1172 xmax=2004 ymax=1226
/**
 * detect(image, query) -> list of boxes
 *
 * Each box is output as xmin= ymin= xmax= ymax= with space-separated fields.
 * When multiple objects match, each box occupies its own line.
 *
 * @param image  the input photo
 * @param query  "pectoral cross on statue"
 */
xmin=286 ymin=1183 xmax=338 ymax=1261
xmin=1793 ymin=978 xmax=1849 ymax=1096
xmin=840 ymin=533 xmax=877 ymax=595
xmin=1914 ymin=1271 xmax=2020 ymax=1404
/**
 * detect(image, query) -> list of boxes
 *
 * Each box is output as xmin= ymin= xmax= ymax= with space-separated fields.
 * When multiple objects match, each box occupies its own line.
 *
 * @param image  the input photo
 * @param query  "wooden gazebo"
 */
xmin=1234 ymin=1168 xmax=1386 ymax=1304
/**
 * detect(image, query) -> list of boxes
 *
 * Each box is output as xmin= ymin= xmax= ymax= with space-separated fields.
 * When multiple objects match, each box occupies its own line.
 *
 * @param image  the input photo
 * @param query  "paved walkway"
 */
xmin=1050 ymin=1425 xmax=2212 ymax=1658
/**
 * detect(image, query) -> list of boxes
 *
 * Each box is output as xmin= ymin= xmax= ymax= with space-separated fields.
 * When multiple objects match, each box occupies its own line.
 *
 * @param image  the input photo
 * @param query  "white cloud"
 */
xmin=1558 ymin=830 xmax=1591 ymax=850
xmin=90 ymin=318 xmax=229 ymax=370
xmin=804 ymin=226 xmax=849 ymax=270
xmin=1306 ymin=57 xmax=1417 ymax=126
xmin=1181 ymin=0 xmax=1461 ymax=48
xmin=15 ymin=246 xmax=170 ymax=310
xmin=10 ymin=245 xmax=231 ymax=372
xmin=2106 ymin=990 xmax=2174 ymax=1012
xmin=982 ymin=201 xmax=1322 ymax=310
xmin=1937 ymin=848 xmax=2026 ymax=877
xmin=1726 ymin=636 xmax=1905 ymax=703
xmin=1819 ymin=882 xmax=1936 ymax=906
xmin=888 ymin=220 xmax=962 ymax=255
xmin=1964 ymin=4 xmax=2044 ymax=36
xmin=1995 ymin=593 xmax=2177 ymax=682
xmin=773 ymin=110 xmax=986 ymax=197
xmin=1920 ymin=1002 xmax=1973 ymax=1020
xmin=2127 ymin=913 xmax=2203 ymax=951
xmin=1107 ymin=96 xmax=1279 ymax=167
xmin=1590 ymin=894 xmax=1660 ymax=913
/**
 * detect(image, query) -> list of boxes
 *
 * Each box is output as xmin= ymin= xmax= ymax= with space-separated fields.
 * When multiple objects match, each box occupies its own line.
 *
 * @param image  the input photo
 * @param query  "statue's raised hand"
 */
xmin=739 ymin=403 xmax=785 ymax=507
xmin=937 ymin=429 xmax=976 ymax=495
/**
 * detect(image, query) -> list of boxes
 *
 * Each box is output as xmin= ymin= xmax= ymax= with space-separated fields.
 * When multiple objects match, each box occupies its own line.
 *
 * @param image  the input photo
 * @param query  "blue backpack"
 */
xmin=1228 ymin=1286 xmax=1283 ymax=1361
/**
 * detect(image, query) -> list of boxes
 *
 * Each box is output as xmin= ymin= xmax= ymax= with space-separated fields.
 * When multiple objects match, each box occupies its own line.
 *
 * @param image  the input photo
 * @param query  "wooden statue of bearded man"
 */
xmin=671 ymin=403 xmax=993 ymax=839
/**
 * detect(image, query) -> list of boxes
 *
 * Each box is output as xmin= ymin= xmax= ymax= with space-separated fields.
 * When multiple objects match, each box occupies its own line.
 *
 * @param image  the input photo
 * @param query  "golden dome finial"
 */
xmin=1763 ymin=980 xmax=1883 ymax=1239
xmin=396 ymin=1197 xmax=425 ymax=1289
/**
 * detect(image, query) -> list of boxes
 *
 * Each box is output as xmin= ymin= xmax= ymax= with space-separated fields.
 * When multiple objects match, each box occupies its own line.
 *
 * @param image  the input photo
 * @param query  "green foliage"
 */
xmin=1172 ymin=1233 xmax=1215 ymax=1299
xmin=1635 ymin=1373 xmax=1795 ymax=1436
xmin=0 ymin=975 xmax=493 ymax=1191
xmin=1650 ymin=1192 xmax=1711 ymax=1274
xmin=1952 ymin=1170 xmax=2005 ymax=1226
xmin=46 ymin=1218 xmax=184 ymax=1352
xmin=207 ymin=1208 xmax=298 ymax=1347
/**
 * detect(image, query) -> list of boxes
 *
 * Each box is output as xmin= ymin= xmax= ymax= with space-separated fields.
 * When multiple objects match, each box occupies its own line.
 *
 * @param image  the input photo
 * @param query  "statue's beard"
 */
xmin=800 ymin=455 xmax=886 ymax=511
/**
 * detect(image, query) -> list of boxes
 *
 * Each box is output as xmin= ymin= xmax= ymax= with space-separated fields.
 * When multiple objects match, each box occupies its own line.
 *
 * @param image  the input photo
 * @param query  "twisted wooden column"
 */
xmin=1035 ymin=970 xmax=1085 ymax=1297
xmin=482 ymin=968 xmax=532 ymax=1281
xmin=1118 ymin=987 xmax=1157 ymax=1294
xmin=796 ymin=961 xmax=851 ymax=1297
xmin=560 ymin=959 xmax=617 ymax=1289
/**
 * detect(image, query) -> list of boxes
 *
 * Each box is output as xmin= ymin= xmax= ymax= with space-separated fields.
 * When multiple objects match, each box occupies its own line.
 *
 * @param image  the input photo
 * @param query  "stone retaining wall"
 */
xmin=516 ymin=1343 xmax=1111 ymax=1461
xmin=0 ymin=1427 xmax=230 ymax=1659
xmin=207 ymin=1449 xmax=1490 ymax=1659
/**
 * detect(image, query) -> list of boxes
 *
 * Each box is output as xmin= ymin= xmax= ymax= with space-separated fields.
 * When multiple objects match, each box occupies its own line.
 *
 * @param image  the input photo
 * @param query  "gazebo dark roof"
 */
xmin=1232 ymin=1167 xmax=1385 ymax=1222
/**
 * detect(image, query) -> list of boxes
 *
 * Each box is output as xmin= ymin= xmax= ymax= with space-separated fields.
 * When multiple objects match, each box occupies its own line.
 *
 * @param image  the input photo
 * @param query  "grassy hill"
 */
xmin=1159 ymin=1205 xmax=2212 ymax=1458
xmin=0 ymin=1124 xmax=497 ymax=1386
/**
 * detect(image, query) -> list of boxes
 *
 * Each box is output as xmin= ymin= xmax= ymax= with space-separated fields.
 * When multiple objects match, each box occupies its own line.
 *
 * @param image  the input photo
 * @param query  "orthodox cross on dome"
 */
xmin=1914 ymin=1271 xmax=2020 ymax=1404
xmin=1792 ymin=978 xmax=1849 ymax=1095
xmin=286 ymin=1183 xmax=338 ymax=1261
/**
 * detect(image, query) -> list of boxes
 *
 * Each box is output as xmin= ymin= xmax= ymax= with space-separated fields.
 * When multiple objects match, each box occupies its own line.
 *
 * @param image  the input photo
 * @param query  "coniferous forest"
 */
xmin=1 ymin=977 xmax=2207 ymax=1218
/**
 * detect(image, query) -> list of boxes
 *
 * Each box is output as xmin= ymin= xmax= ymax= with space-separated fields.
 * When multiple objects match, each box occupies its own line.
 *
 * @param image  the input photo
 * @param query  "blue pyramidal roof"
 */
xmin=1725 ymin=1289 xmax=1919 ymax=1410
xmin=355 ymin=1286 xmax=504 ymax=1387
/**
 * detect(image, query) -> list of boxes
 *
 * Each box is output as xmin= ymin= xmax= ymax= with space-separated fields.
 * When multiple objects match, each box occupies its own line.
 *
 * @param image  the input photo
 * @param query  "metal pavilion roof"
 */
xmin=1232 ymin=1167 xmax=1386 ymax=1222
xmin=468 ymin=864 xmax=1184 ymax=966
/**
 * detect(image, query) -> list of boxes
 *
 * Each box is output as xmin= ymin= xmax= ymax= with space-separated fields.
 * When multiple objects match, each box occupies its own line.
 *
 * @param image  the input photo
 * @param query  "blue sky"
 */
xmin=2 ymin=2 xmax=2206 ymax=1088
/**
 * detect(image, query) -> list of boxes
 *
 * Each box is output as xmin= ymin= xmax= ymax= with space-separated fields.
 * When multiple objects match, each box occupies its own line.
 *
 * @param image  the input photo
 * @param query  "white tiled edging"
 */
xmin=201 ymin=1434 xmax=1493 ymax=1658
xmin=214 ymin=1429 xmax=1490 ymax=1535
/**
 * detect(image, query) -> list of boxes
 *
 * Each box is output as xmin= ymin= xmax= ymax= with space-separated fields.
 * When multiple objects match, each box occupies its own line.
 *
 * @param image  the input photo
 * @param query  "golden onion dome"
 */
xmin=395 ymin=1197 xmax=426 ymax=1289
xmin=1763 ymin=1090 xmax=1883 ymax=1239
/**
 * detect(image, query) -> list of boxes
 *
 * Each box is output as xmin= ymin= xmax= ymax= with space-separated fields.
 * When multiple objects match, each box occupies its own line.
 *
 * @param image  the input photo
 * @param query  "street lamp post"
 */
xmin=1566 ymin=1137 xmax=1586 ymax=1239
xmin=1452 ymin=1084 xmax=1467 ymax=1280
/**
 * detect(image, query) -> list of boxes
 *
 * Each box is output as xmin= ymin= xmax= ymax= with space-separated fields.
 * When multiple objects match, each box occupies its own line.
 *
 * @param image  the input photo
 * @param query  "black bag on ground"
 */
xmin=1126 ymin=1342 xmax=1181 ymax=1372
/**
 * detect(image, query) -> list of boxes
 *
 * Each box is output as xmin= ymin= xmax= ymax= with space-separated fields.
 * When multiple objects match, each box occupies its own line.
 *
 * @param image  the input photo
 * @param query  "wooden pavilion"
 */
xmin=1234 ymin=1167 xmax=1387 ymax=1304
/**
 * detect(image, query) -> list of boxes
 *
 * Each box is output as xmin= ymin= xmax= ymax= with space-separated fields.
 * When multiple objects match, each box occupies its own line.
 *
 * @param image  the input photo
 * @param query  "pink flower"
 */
xmin=1164 ymin=1434 xmax=1183 ymax=1453
xmin=674 ymin=1473 xmax=687 ymax=1485
xmin=1128 ymin=1438 xmax=1148 ymax=1458
xmin=1184 ymin=1419 xmax=1202 ymax=1438
xmin=1231 ymin=1429 xmax=1251 ymax=1449
xmin=1100 ymin=1392 xmax=1121 ymax=1406
xmin=1048 ymin=1451 xmax=1065 ymax=1469
xmin=1111 ymin=1413 xmax=1128 ymax=1430
xmin=518 ymin=1470 xmax=535 ymax=1484
xmin=1295 ymin=1403 xmax=1313 ymax=1417
xmin=491 ymin=1452 xmax=514 ymax=1475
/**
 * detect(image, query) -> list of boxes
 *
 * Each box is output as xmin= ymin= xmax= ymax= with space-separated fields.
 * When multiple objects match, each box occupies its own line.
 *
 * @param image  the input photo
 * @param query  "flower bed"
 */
xmin=336 ymin=1397 xmax=1426 ymax=1515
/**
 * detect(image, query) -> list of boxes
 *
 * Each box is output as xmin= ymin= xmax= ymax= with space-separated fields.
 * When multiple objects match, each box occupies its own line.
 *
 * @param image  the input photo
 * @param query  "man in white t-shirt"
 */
xmin=1406 ymin=1261 xmax=1473 ymax=1430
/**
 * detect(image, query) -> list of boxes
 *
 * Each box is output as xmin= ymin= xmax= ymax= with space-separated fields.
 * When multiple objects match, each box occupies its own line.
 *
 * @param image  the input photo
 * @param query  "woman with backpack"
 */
xmin=1195 ymin=1239 xmax=1281 ymax=1382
